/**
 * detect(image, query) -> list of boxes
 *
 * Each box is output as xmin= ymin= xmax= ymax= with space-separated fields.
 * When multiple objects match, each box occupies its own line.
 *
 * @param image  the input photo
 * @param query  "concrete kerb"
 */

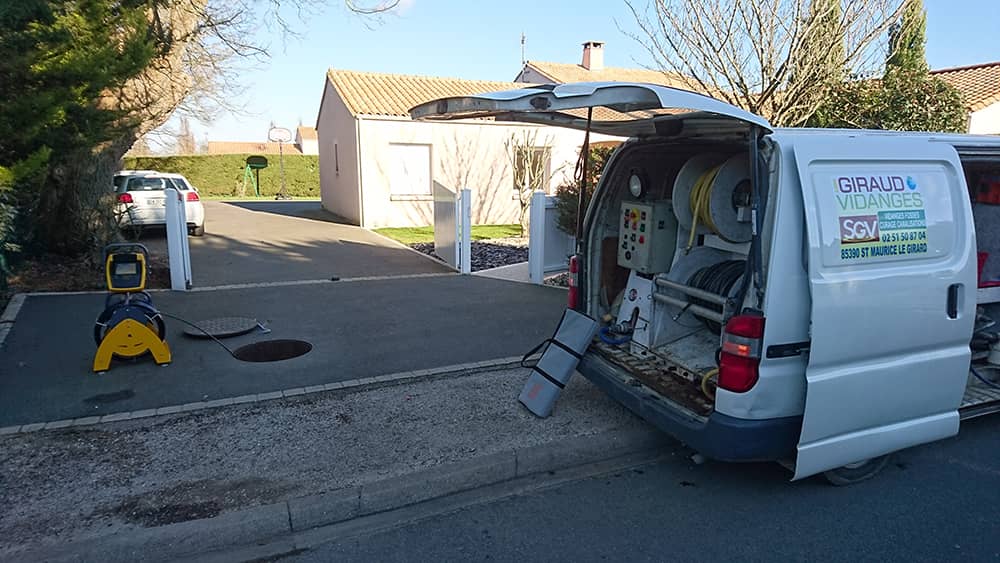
xmin=0 ymin=355 xmax=525 ymax=435
xmin=15 ymin=428 xmax=666 ymax=562
xmin=365 ymin=228 xmax=460 ymax=273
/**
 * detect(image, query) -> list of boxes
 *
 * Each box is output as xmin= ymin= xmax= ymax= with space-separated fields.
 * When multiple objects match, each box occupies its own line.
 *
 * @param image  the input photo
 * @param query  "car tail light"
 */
xmin=117 ymin=193 xmax=133 ymax=204
xmin=718 ymin=313 xmax=765 ymax=393
xmin=567 ymin=255 xmax=580 ymax=310
xmin=185 ymin=191 xmax=200 ymax=202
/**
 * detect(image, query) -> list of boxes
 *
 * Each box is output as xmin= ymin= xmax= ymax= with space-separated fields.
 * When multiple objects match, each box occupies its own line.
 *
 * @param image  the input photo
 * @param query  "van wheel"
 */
xmin=189 ymin=225 xmax=205 ymax=236
xmin=822 ymin=455 xmax=892 ymax=486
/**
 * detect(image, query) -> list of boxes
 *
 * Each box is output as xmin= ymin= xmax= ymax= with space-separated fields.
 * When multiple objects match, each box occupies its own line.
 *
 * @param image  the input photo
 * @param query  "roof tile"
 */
xmin=931 ymin=61 xmax=1000 ymax=112
xmin=327 ymin=69 xmax=525 ymax=118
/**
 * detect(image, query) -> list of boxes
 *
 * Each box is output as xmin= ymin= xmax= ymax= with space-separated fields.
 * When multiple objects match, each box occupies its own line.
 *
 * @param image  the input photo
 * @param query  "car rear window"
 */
xmin=124 ymin=177 xmax=189 ymax=192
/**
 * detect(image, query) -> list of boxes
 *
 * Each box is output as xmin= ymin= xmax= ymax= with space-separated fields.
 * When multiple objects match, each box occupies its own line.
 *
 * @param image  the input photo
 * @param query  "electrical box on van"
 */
xmin=617 ymin=201 xmax=676 ymax=274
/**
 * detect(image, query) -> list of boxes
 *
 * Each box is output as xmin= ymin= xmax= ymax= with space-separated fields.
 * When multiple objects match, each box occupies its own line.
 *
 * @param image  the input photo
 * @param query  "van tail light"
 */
xmin=718 ymin=313 xmax=765 ymax=393
xmin=185 ymin=191 xmax=200 ymax=202
xmin=567 ymin=255 xmax=580 ymax=310
xmin=117 ymin=193 xmax=133 ymax=204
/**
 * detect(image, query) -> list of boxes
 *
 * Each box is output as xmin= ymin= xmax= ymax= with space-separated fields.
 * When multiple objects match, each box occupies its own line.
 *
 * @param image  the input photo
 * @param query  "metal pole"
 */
xmin=276 ymin=141 xmax=289 ymax=200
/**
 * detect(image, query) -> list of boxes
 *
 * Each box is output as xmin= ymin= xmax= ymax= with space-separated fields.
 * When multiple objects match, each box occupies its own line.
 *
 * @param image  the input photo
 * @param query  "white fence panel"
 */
xmin=528 ymin=192 xmax=575 ymax=284
xmin=164 ymin=187 xmax=192 ymax=290
xmin=433 ymin=182 xmax=459 ymax=269
xmin=434 ymin=183 xmax=473 ymax=274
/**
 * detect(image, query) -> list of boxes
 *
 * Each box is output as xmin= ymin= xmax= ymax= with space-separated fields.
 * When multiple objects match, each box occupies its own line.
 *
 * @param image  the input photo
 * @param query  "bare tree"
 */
xmin=626 ymin=0 xmax=905 ymax=126
xmin=505 ymin=129 xmax=554 ymax=237
xmin=175 ymin=117 xmax=197 ymax=154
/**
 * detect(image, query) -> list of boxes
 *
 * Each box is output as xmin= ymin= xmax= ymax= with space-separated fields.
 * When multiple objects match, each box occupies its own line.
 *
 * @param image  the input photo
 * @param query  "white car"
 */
xmin=115 ymin=172 xmax=206 ymax=236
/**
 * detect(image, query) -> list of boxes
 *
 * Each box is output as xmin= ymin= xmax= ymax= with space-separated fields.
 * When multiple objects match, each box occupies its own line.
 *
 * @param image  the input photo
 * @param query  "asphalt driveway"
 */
xmin=0 ymin=275 xmax=567 ymax=426
xmin=144 ymin=201 xmax=450 ymax=286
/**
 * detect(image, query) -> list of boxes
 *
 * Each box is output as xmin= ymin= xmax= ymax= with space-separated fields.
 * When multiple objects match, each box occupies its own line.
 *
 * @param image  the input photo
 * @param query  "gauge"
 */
xmin=628 ymin=172 xmax=644 ymax=197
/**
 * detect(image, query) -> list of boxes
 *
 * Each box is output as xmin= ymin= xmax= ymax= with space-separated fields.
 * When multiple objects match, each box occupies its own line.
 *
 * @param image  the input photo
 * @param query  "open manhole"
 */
xmin=233 ymin=339 xmax=312 ymax=362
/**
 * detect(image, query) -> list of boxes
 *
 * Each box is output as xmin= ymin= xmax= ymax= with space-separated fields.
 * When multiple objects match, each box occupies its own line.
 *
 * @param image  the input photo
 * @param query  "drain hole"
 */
xmin=233 ymin=339 xmax=312 ymax=362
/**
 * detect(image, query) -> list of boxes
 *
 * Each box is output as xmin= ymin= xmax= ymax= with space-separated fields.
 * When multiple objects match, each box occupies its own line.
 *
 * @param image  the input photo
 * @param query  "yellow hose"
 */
xmin=700 ymin=368 xmax=719 ymax=400
xmin=686 ymin=165 xmax=723 ymax=252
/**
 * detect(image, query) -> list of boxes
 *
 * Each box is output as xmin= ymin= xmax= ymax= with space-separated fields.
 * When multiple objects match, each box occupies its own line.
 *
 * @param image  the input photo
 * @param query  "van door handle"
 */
xmin=947 ymin=283 xmax=961 ymax=319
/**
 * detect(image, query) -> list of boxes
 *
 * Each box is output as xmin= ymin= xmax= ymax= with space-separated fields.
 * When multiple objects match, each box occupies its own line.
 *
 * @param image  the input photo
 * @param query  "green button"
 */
xmin=639 ymin=224 xmax=645 ymax=232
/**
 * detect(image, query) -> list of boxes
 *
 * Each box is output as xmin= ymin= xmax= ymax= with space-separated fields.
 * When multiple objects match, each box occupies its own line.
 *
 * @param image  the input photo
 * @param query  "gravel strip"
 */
xmin=0 ymin=368 xmax=648 ymax=556
xmin=410 ymin=238 xmax=529 ymax=271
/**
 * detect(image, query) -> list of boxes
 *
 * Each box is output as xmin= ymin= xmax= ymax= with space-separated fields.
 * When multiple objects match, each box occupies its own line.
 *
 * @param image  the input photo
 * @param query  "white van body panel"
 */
xmin=715 ymin=139 xmax=810 ymax=420
xmin=792 ymin=137 xmax=976 ymax=479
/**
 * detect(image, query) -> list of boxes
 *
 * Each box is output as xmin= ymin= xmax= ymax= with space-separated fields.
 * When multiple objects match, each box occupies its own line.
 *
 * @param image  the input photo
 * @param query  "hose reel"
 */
xmin=672 ymin=153 xmax=753 ymax=251
xmin=92 ymin=244 xmax=171 ymax=372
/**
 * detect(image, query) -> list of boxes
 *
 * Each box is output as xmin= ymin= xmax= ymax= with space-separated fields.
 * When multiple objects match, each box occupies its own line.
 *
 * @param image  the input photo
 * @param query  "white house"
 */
xmin=295 ymin=126 xmax=319 ymax=155
xmin=932 ymin=62 xmax=1000 ymax=135
xmin=315 ymin=69 xmax=618 ymax=229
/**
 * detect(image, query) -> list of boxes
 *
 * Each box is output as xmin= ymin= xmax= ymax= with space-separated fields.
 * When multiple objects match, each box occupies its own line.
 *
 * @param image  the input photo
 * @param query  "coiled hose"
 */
xmin=686 ymin=165 xmax=723 ymax=252
xmin=687 ymin=260 xmax=746 ymax=332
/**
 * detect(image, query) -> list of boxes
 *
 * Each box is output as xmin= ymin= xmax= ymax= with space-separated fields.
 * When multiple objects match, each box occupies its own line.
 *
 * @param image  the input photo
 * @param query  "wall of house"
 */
xmin=299 ymin=138 xmax=319 ymax=155
xmin=970 ymin=102 xmax=1000 ymax=135
xmin=356 ymin=116 xmax=619 ymax=228
xmin=514 ymin=66 xmax=551 ymax=84
xmin=317 ymin=84 xmax=362 ymax=224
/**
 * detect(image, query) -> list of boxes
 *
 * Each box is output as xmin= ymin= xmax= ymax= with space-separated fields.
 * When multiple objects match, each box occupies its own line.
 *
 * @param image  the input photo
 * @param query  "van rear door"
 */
xmin=793 ymin=137 xmax=975 ymax=480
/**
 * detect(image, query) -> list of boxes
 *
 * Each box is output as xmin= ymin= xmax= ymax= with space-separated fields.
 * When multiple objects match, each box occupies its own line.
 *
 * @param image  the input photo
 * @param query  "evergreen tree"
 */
xmin=887 ymin=0 xmax=928 ymax=72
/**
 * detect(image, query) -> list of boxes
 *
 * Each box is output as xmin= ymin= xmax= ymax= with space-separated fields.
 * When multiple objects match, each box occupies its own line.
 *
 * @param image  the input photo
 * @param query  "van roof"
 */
xmin=770 ymin=127 xmax=1000 ymax=149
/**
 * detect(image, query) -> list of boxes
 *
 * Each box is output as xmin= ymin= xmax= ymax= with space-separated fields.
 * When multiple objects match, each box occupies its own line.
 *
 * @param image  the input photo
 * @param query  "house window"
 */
xmin=512 ymin=146 xmax=552 ymax=195
xmin=388 ymin=143 xmax=432 ymax=198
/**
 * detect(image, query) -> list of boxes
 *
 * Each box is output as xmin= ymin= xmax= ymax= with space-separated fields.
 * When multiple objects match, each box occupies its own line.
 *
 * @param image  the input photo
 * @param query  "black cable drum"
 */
xmin=687 ymin=260 xmax=746 ymax=332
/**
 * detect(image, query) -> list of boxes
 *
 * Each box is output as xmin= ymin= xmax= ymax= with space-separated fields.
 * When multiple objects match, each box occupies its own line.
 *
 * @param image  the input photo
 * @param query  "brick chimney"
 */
xmin=581 ymin=40 xmax=605 ymax=71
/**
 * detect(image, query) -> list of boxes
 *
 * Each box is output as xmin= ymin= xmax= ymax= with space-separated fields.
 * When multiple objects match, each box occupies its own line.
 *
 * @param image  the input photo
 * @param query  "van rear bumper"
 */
xmin=578 ymin=352 xmax=802 ymax=462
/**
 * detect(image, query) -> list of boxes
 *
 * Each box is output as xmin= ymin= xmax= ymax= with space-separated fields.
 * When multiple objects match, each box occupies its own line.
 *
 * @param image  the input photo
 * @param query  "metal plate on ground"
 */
xmin=182 ymin=317 xmax=259 ymax=339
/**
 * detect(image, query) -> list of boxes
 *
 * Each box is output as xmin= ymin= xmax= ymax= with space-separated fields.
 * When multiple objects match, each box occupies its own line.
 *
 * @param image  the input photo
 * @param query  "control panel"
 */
xmin=618 ymin=200 xmax=677 ymax=274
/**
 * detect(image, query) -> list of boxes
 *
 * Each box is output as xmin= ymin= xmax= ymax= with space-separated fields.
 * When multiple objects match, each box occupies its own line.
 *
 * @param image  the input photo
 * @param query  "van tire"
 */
xmin=822 ymin=455 xmax=892 ymax=486
xmin=189 ymin=225 xmax=205 ymax=237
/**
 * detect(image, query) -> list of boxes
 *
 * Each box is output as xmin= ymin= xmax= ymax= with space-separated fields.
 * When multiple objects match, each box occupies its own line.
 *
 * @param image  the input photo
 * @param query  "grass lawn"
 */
xmin=374 ymin=224 xmax=522 ymax=245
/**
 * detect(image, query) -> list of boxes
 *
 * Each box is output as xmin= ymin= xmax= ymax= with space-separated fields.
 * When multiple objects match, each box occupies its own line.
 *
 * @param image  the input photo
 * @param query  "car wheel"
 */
xmin=189 ymin=225 xmax=205 ymax=236
xmin=822 ymin=455 xmax=892 ymax=486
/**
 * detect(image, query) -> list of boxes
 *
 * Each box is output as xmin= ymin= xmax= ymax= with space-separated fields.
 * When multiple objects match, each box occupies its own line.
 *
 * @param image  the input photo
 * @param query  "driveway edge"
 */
xmin=0 ymin=355 xmax=525 ymax=434
xmin=0 ymin=292 xmax=25 ymax=348
xmin=14 ymin=427 xmax=666 ymax=562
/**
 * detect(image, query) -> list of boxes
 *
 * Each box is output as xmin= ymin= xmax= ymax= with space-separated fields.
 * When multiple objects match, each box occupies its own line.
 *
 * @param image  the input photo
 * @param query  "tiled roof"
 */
xmin=206 ymin=141 xmax=303 ymax=155
xmin=523 ymin=61 xmax=691 ymax=89
xmin=296 ymin=126 xmax=317 ymax=140
xmin=931 ymin=61 xmax=1000 ymax=112
xmin=326 ymin=69 xmax=525 ymax=118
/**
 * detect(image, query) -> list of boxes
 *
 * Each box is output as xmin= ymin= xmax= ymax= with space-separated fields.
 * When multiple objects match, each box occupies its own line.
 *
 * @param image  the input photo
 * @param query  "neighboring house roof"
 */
xmin=207 ymin=141 xmax=303 ymax=155
xmin=522 ymin=61 xmax=690 ymax=89
xmin=326 ymin=69 xmax=525 ymax=118
xmin=931 ymin=61 xmax=1000 ymax=112
xmin=296 ymin=126 xmax=317 ymax=140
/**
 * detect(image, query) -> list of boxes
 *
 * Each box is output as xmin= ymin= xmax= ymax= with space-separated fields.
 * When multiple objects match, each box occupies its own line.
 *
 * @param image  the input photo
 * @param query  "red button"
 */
xmin=639 ymin=235 xmax=645 ymax=244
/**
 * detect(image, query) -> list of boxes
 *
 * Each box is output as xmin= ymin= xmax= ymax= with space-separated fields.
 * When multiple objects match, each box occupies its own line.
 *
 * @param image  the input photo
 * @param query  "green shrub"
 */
xmin=123 ymin=154 xmax=320 ymax=198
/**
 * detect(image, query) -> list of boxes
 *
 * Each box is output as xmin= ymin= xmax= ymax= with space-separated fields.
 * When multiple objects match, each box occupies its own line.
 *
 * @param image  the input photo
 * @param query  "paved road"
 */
xmin=286 ymin=416 xmax=1000 ymax=562
xmin=0 ymin=276 xmax=566 ymax=426
xmin=142 ymin=201 xmax=450 ymax=286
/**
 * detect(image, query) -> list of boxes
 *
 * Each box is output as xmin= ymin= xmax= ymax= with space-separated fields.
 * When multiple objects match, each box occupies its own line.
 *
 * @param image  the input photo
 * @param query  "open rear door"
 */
xmin=409 ymin=82 xmax=771 ymax=137
xmin=793 ymin=137 xmax=976 ymax=480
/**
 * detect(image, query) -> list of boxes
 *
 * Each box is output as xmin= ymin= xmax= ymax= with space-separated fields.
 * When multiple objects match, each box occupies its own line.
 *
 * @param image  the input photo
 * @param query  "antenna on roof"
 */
xmin=521 ymin=32 xmax=526 ymax=66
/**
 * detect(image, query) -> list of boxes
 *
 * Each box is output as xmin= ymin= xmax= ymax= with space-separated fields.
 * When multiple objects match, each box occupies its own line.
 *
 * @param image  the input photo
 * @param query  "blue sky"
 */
xmin=182 ymin=0 xmax=997 ymax=144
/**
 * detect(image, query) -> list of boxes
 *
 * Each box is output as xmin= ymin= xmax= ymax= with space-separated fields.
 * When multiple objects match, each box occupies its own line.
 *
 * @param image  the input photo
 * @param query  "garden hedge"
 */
xmin=123 ymin=154 xmax=320 ymax=198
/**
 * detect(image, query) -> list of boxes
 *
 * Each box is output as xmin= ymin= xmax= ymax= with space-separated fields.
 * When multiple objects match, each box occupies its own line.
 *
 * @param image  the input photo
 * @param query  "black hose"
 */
xmin=970 ymin=366 xmax=1000 ymax=390
xmin=160 ymin=312 xmax=237 ymax=357
xmin=687 ymin=260 xmax=746 ymax=332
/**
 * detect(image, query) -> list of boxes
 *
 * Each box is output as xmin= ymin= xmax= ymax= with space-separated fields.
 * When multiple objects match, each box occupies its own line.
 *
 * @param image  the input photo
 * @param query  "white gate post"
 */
xmin=164 ymin=188 xmax=192 ymax=290
xmin=528 ymin=190 xmax=546 ymax=284
xmin=459 ymin=188 xmax=472 ymax=275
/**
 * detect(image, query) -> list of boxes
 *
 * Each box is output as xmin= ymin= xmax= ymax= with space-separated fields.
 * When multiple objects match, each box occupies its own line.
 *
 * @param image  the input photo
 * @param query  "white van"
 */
xmin=412 ymin=82 xmax=1000 ymax=484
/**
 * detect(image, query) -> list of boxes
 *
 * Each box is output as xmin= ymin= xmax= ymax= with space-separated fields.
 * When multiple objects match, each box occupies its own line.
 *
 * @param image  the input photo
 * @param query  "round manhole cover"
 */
xmin=183 ymin=317 xmax=260 ymax=339
xmin=233 ymin=339 xmax=312 ymax=362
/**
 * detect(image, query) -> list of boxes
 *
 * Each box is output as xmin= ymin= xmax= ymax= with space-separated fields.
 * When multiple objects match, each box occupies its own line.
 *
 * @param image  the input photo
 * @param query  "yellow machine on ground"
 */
xmin=92 ymin=243 xmax=171 ymax=372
